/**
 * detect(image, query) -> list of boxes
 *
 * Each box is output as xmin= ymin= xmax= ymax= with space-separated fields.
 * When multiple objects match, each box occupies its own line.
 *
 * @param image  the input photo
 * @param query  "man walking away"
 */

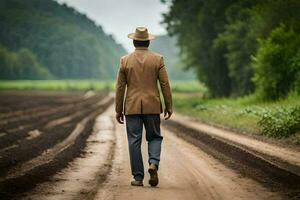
xmin=115 ymin=27 xmax=173 ymax=187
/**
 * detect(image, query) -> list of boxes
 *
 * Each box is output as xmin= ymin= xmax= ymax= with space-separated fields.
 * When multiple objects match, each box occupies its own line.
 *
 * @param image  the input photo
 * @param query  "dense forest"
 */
xmin=0 ymin=0 xmax=126 ymax=80
xmin=150 ymin=35 xmax=195 ymax=80
xmin=162 ymin=0 xmax=300 ymax=99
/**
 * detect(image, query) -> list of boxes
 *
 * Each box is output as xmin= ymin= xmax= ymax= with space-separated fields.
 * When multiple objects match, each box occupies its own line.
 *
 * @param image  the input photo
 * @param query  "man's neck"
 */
xmin=135 ymin=47 xmax=148 ymax=50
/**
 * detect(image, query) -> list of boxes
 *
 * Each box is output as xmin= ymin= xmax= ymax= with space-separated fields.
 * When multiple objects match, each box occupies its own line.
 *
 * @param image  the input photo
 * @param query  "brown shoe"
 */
xmin=148 ymin=164 xmax=159 ymax=187
xmin=131 ymin=180 xmax=144 ymax=186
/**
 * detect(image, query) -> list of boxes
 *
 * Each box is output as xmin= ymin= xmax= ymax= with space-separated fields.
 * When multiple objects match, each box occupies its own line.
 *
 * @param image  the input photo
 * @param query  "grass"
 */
xmin=170 ymin=80 xmax=207 ymax=93
xmin=173 ymin=91 xmax=300 ymax=143
xmin=0 ymin=80 xmax=115 ymax=91
xmin=0 ymin=80 xmax=205 ymax=92
xmin=174 ymin=94 xmax=259 ymax=133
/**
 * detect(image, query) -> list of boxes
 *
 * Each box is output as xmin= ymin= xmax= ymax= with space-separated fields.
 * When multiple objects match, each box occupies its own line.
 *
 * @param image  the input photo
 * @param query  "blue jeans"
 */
xmin=125 ymin=114 xmax=163 ymax=181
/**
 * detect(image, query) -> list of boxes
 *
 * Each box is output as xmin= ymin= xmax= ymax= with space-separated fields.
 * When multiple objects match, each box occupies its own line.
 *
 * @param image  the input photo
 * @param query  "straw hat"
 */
xmin=128 ymin=27 xmax=155 ymax=41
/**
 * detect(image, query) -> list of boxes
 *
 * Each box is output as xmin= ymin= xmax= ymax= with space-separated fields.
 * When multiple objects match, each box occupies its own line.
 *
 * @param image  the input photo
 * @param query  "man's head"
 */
xmin=133 ymin=40 xmax=150 ymax=48
xmin=128 ymin=27 xmax=155 ymax=48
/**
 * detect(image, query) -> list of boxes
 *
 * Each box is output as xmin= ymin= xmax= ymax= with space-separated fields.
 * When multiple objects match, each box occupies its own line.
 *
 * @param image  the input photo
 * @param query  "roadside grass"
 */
xmin=173 ymin=91 xmax=300 ymax=143
xmin=173 ymin=93 xmax=260 ymax=134
xmin=0 ymin=80 xmax=205 ymax=93
xmin=0 ymin=80 xmax=115 ymax=91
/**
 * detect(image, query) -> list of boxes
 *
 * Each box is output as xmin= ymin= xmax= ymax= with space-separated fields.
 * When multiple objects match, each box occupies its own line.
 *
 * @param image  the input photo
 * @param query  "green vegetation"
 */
xmin=258 ymin=105 xmax=300 ymax=138
xmin=0 ymin=80 xmax=114 ymax=91
xmin=0 ymin=47 xmax=53 ymax=79
xmin=173 ymin=92 xmax=300 ymax=142
xmin=252 ymin=25 xmax=300 ymax=100
xmin=162 ymin=0 xmax=300 ymax=141
xmin=0 ymin=0 xmax=126 ymax=80
xmin=0 ymin=80 xmax=204 ymax=93
xmin=162 ymin=0 xmax=300 ymax=99
xmin=150 ymin=35 xmax=195 ymax=80
xmin=170 ymin=80 xmax=207 ymax=93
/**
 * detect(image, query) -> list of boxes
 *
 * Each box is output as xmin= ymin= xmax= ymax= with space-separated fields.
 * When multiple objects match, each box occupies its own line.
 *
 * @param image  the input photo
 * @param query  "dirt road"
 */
xmin=95 ymin=108 xmax=281 ymax=200
xmin=21 ymin=104 xmax=282 ymax=200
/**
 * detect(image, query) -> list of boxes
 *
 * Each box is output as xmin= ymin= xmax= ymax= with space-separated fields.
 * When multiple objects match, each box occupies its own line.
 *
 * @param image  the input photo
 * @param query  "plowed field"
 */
xmin=0 ymin=91 xmax=113 ymax=198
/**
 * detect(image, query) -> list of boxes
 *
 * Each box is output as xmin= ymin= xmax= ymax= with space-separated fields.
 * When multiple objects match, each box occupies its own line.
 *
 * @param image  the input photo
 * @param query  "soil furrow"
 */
xmin=0 ymin=94 xmax=113 ymax=199
xmin=0 ymin=94 xmax=106 ymax=149
xmin=0 ymin=93 xmax=104 ymax=128
xmin=0 ymin=98 xmax=110 ymax=177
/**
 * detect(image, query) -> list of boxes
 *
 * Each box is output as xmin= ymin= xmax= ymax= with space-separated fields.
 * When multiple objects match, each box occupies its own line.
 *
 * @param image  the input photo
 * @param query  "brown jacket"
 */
xmin=115 ymin=47 xmax=172 ymax=115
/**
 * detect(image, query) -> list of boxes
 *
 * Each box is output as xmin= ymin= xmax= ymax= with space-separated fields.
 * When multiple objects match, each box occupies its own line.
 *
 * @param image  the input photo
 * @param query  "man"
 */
xmin=115 ymin=27 xmax=173 ymax=187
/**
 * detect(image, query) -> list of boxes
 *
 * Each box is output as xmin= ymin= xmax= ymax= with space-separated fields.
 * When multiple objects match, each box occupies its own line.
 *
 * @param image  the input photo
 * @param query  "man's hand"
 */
xmin=164 ymin=108 xmax=173 ymax=120
xmin=116 ymin=112 xmax=124 ymax=124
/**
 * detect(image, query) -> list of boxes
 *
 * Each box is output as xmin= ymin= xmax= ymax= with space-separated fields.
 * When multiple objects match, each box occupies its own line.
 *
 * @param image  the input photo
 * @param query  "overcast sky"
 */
xmin=55 ymin=0 xmax=169 ymax=52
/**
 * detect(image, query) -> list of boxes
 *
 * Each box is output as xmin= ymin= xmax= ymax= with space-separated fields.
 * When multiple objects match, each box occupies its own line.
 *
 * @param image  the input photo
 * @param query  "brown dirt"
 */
xmin=163 ymin=113 xmax=300 ymax=198
xmin=0 ymin=91 xmax=113 ymax=199
xmin=20 ymin=105 xmax=116 ymax=200
xmin=95 ymin=114 xmax=282 ymax=200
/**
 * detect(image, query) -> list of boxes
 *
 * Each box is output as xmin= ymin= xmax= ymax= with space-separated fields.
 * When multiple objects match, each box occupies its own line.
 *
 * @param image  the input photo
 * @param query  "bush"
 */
xmin=257 ymin=106 xmax=300 ymax=137
xmin=252 ymin=24 xmax=300 ymax=100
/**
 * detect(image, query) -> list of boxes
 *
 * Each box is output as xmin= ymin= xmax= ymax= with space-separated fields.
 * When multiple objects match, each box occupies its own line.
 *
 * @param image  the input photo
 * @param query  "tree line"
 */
xmin=162 ymin=0 xmax=300 ymax=99
xmin=0 ymin=0 xmax=126 ymax=80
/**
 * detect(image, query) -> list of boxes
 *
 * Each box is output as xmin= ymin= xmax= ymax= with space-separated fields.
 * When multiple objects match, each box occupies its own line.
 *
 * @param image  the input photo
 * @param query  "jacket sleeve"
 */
xmin=115 ymin=58 xmax=126 ymax=114
xmin=158 ymin=56 xmax=172 ymax=111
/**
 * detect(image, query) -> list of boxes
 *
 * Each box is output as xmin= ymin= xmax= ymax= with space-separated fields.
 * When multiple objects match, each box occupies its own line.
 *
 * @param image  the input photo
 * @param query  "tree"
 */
xmin=162 ymin=0 xmax=234 ymax=97
xmin=162 ymin=0 xmax=300 ymax=98
xmin=0 ymin=46 xmax=53 ymax=79
xmin=0 ymin=0 xmax=126 ymax=80
xmin=252 ymin=25 xmax=300 ymax=100
xmin=214 ymin=0 xmax=258 ymax=96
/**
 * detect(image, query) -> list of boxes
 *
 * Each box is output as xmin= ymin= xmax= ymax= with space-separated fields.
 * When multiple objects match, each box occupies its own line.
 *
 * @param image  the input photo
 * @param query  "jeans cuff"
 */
xmin=134 ymin=175 xmax=143 ymax=181
xmin=149 ymin=160 xmax=159 ymax=169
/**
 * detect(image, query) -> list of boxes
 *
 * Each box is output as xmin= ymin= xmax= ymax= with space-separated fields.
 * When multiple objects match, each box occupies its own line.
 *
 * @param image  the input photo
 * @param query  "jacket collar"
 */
xmin=135 ymin=47 xmax=149 ymax=51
